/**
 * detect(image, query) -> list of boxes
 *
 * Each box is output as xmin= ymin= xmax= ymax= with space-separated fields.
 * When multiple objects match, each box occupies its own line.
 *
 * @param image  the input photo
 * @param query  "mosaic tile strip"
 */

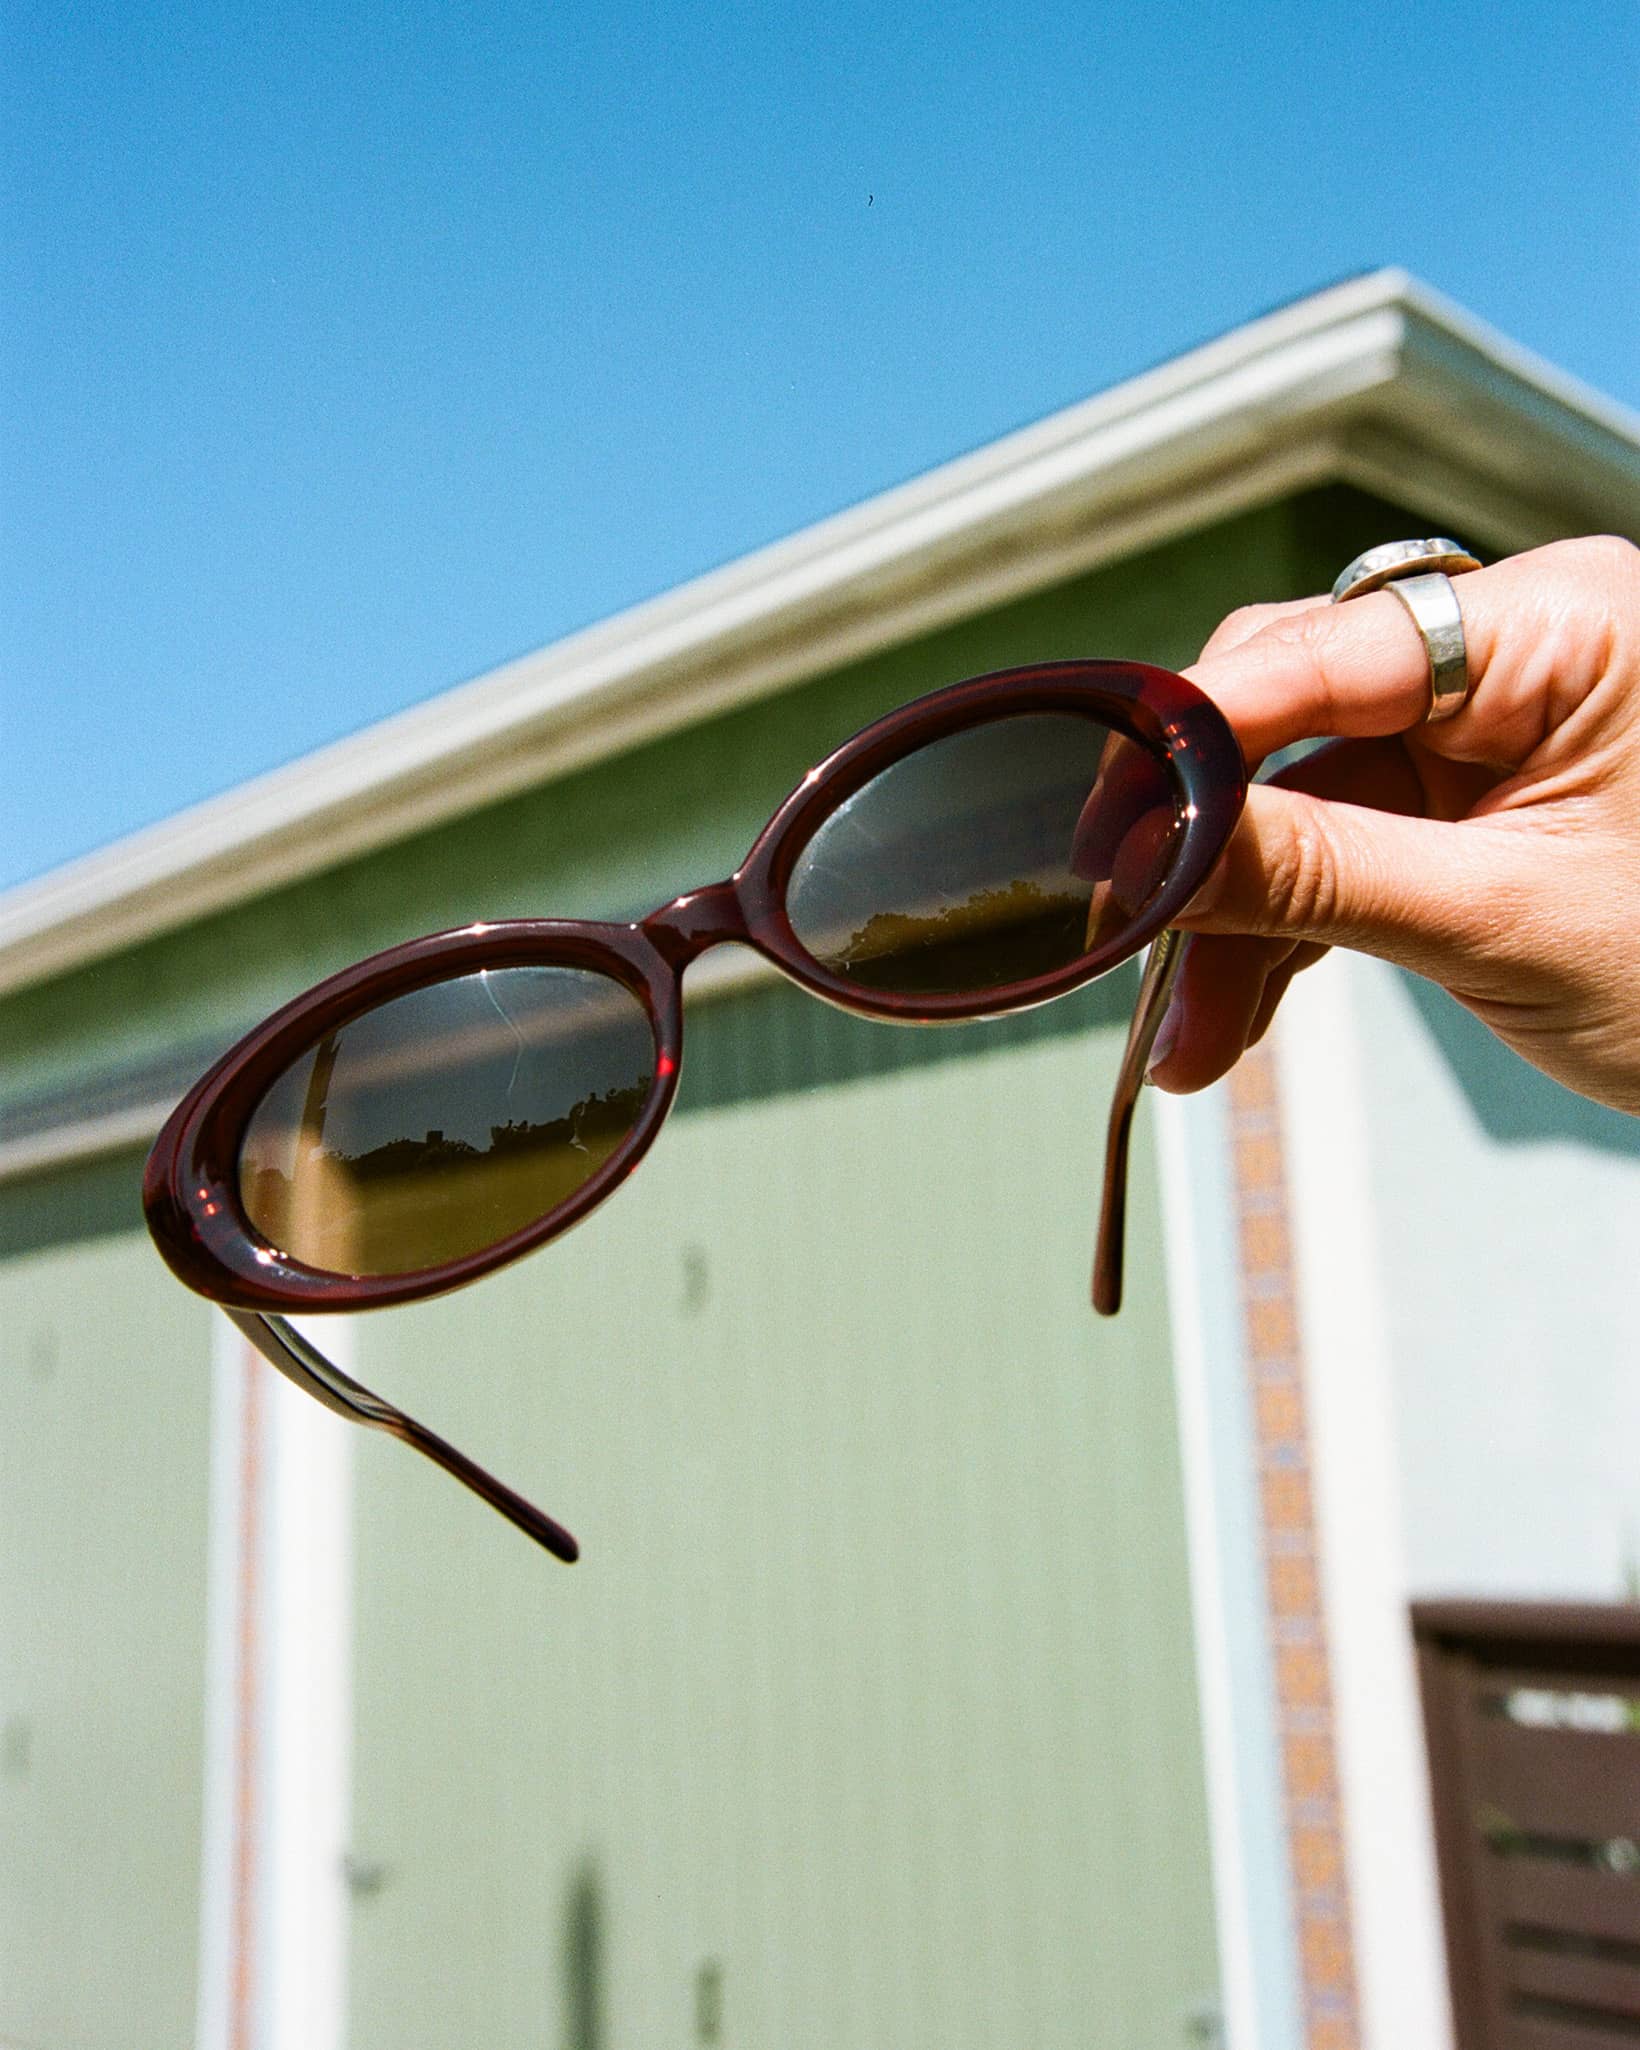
xmin=1228 ymin=1045 xmax=1361 ymax=2050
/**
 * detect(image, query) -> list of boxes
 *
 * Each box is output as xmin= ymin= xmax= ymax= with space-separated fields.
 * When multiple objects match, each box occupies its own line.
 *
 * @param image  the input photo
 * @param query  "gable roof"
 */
xmin=4 ymin=268 xmax=1638 ymax=1001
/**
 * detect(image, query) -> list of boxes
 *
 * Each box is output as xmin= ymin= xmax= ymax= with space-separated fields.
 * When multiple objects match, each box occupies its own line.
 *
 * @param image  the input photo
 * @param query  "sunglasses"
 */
xmin=145 ymin=659 xmax=1245 ymax=1562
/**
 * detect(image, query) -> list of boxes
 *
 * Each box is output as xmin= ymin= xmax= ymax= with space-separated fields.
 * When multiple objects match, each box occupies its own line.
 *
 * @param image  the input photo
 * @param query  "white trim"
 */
xmin=1274 ymin=960 xmax=1452 ymax=2050
xmin=261 ymin=1318 xmax=353 ymax=2050
xmin=196 ymin=1315 xmax=353 ymax=2050
xmin=0 ymin=1098 xmax=178 ymax=1182
xmin=1156 ymin=1084 xmax=1303 ymax=2050
xmin=0 ymin=941 xmax=780 ymax=1184
xmin=5 ymin=270 xmax=1638 ymax=999
xmin=195 ymin=1320 xmax=252 ymax=2050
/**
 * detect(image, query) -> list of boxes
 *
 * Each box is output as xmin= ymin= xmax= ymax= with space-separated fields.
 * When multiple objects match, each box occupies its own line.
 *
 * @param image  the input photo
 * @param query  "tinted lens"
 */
xmin=238 ymin=965 xmax=657 ymax=1277
xmin=783 ymin=712 xmax=1180 ymax=997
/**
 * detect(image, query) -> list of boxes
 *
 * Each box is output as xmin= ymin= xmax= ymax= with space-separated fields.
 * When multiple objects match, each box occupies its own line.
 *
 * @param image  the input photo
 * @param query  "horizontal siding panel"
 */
xmin=1509 ymin=2012 xmax=1640 ymax=2050
xmin=1472 ymin=1669 xmax=1640 ymax=1704
xmin=1499 ymin=1861 xmax=1640 ymax=1944
xmin=1476 ymin=1722 xmax=1640 ymax=1845
xmin=1506 ymin=1945 xmax=1640 ymax=2022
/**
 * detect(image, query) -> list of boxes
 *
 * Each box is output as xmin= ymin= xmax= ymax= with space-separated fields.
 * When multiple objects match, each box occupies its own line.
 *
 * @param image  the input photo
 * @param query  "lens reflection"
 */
xmin=239 ymin=965 xmax=656 ymax=1277
xmin=784 ymin=712 xmax=1180 ymax=997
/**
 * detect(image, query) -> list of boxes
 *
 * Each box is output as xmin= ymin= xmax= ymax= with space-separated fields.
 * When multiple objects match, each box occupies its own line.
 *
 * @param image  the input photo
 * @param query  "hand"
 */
xmin=1146 ymin=535 xmax=1640 ymax=1115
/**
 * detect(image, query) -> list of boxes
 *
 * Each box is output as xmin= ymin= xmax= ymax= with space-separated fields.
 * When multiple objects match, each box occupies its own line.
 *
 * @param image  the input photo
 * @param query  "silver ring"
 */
xmin=1332 ymin=537 xmax=1481 ymax=723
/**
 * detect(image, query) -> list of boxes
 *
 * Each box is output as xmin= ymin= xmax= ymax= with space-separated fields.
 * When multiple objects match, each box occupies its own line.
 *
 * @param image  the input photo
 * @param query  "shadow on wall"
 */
xmin=0 ymin=1147 xmax=147 ymax=1262
xmin=1404 ymin=975 xmax=1640 ymax=1156
xmin=562 ymin=1857 xmax=606 ymax=2050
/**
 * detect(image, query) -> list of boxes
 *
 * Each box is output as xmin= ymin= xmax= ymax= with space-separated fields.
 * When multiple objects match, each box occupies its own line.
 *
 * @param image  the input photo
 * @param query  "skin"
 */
xmin=1144 ymin=534 xmax=1640 ymax=1116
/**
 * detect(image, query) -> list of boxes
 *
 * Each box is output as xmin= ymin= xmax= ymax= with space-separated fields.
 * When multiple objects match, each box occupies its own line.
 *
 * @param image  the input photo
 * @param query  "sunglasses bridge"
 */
xmin=638 ymin=878 xmax=753 ymax=968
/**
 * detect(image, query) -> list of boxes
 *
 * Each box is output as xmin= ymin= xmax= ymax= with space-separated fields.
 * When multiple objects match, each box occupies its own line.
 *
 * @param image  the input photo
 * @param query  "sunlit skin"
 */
xmin=1147 ymin=536 xmax=1640 ymax=1117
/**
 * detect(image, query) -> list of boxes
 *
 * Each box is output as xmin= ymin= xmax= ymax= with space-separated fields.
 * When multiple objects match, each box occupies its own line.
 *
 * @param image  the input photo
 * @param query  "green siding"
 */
xmin=345 ymin=1005 xmax=1215 ymax=2048
xmin=0 ymin=477 xmax=1434 ymax=2042
xmin=0 ymin=1234 xmax=212 ymax=2048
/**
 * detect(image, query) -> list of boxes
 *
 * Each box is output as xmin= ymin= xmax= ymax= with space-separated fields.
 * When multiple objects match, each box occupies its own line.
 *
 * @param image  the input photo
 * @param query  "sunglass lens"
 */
xmin=784 ymin=713 xmax=1179 ymax=998
xmin=238 ymin=966 xmax=656 ymax=1277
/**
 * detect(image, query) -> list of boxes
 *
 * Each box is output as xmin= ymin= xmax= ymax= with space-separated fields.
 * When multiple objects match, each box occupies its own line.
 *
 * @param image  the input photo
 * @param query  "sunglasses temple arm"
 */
xmin=1091 ymin=928 xmax=1185 ymax=1317
xmin=224 ymin=1309 xmax=580 ymax=1564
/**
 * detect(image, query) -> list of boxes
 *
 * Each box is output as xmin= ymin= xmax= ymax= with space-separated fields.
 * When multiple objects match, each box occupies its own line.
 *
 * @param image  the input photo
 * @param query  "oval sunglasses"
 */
xmin=146 ymin=660 xmax=1246 ymax=1562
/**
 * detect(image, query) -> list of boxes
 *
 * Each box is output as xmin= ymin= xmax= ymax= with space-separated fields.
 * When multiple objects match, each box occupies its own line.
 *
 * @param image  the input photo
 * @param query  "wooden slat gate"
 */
xmin=1414 ymin=1601 xmax=1640 ymax=2049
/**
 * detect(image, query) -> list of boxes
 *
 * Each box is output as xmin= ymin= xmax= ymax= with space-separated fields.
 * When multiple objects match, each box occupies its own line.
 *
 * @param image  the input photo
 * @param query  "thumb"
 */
xmin=1176 ymin=783 xmax=1547 ymax=996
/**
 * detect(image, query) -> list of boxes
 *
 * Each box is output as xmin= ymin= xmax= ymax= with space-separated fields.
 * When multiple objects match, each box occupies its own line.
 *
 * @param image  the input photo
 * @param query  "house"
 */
xmin=3 ymin=270 xmax=1638 ymax=2050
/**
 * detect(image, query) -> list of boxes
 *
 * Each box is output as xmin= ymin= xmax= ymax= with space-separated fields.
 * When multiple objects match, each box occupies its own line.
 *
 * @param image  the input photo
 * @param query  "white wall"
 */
xmin=1344 ymin=955 xmax=1640 ymax=1600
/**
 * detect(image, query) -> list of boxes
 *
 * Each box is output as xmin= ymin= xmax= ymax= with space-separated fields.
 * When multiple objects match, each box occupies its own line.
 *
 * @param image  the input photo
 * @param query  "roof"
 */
xmin=5 ymin=269 xmax=1639 ymax=1002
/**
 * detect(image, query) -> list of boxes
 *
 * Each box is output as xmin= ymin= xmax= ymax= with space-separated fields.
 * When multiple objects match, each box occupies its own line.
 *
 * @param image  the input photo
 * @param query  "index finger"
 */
xmin=1184 ymin=585 xmax=1447 ymax=760
xmin=1196 ymin=593 xmax=1328 ymax=665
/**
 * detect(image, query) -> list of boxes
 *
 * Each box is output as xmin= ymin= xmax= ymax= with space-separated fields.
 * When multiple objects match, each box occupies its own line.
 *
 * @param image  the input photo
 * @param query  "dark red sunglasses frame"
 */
xmin=146 ymin=659 xmax=1245 ymax=1560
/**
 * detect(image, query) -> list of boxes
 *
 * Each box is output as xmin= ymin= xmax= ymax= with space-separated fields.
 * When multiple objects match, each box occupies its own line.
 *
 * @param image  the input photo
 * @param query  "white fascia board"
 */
xmin=3 ymin=270 xmax=1638 ymax=1002
xmin=0 ymin=1098 xmax=180 ymax=1183
xmin=1337 ymin=281 xmax=1640 ymax=547
xmin=0 ymin=939 xmax=777 ymax=1182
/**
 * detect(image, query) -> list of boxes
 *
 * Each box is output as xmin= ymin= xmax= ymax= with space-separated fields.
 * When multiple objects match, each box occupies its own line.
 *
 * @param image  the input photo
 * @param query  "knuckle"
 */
xmin=1269 ymin=607 xmax=1334 ymax=655
xmin=1266 ymin=807 xmax=1341 ymax=934
xmin=1538 ymin=532 xmax=1640 ymax=591
xmin=1576 ymin=533 xmax=1640 ymax=579
xmin=1589 ymin=535 xmax=1640 ymax=614
xmin=1522 ymin=535 xmax=1640 ymax=698
xmin=1261 ymin=607 xmax=1348 ymax=719
xmin=1201 ymin=601 xmax=1283 ymax=656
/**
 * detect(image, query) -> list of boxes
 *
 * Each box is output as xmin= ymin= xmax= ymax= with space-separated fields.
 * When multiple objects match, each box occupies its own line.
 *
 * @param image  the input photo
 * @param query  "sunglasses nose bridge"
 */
xmin=640 ymin=878 xmax=750 ymax=968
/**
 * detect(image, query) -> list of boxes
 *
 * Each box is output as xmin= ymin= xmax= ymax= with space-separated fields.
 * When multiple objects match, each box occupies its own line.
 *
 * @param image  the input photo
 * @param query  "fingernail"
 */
xmin=1145 ymin=999 xmax=1182 ymax=1079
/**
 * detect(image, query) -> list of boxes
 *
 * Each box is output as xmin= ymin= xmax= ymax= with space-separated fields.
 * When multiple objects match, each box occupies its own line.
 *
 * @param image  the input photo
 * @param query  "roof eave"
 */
xmin=3 ymin=269 xmax=1637 ymax=999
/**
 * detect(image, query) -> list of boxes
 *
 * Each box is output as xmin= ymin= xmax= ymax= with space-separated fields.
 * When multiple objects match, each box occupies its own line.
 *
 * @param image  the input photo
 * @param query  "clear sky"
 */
xmin=4 ymin=0 xmax=1637 ymax=890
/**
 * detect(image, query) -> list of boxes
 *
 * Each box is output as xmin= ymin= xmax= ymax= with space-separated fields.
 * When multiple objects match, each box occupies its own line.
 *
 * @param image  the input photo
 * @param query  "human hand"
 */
xmin=1146 ymin=535 xmax=1640 ymax=1115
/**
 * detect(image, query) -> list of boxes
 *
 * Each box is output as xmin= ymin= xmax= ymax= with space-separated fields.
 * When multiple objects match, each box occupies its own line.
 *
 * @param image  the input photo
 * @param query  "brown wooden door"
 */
xmin=1415 ymin=1601 xmax=1640 ymax=2048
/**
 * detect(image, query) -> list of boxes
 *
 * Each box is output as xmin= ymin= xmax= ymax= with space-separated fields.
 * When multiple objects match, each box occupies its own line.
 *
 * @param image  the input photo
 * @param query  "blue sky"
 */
xmin=4 ymin=0 xmax=1637 ymax=889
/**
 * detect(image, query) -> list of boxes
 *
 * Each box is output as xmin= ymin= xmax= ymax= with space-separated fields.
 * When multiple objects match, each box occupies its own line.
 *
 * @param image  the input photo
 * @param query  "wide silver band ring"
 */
xmin=1332 ymin=537 xmax=1482 ymax=723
